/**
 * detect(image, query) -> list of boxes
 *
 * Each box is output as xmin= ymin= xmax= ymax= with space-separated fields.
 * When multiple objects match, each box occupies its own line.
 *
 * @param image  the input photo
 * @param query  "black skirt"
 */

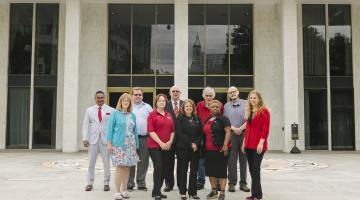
xmin=204 ymin=150 xmax=229 ymax=178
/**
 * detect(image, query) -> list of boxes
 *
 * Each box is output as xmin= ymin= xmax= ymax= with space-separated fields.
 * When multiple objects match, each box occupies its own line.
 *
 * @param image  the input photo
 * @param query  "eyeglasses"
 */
xmin=133 ymin=94 xmax=142 ymax=96
xmin=171 ymin=90 xmax=180 ymax=93
xmin=205 ymin=95 xmax=213 ymax=97
xmin=228 ymin=90 xmax=238 ymax=94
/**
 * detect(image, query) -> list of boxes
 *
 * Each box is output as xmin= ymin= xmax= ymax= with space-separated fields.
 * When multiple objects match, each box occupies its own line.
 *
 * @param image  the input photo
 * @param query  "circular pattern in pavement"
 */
xmin=42 ymin=157 xmax=328 ymax=172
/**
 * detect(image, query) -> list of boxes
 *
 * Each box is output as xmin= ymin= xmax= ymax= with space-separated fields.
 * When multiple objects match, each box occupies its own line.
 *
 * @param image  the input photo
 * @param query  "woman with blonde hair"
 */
xmin=241 ymin=90 xmax=270 ymax=200
xmin=107 ymin=93 xmax=139 ymax=200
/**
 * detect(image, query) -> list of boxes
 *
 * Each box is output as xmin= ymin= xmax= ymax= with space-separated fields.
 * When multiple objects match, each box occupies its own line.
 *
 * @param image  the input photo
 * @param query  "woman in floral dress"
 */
xmin=107 ymin=93 xmax=139 ymax=200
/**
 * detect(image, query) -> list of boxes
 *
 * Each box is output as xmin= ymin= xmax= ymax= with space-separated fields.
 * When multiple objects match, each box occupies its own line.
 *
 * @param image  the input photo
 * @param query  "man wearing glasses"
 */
xmin=127 ymin=87 xmax=153 ymax=191
xmin=224 ymin=86 xmax=250 ymax=193
xmin=164 ymin=85 xmax=184 ymax=192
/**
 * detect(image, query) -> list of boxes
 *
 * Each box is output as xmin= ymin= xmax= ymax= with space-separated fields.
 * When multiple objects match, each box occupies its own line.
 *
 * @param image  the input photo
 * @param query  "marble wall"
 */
xmin=253 ymin=3 xmax=284 ymax=151
xmin=78 ymin=3 xmax=108 ymax=150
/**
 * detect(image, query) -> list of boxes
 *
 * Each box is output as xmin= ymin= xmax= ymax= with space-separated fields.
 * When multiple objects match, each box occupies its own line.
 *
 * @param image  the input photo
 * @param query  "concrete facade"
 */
xmin=0 ymin=0 xmax=359 ymax=152
xmin=0 ymin=2 xmax=10 ymax=150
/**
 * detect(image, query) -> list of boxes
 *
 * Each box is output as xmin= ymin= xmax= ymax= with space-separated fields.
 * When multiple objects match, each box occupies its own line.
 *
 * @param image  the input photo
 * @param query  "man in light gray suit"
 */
xmin=82 ymin=91 xmax=115 ymax=192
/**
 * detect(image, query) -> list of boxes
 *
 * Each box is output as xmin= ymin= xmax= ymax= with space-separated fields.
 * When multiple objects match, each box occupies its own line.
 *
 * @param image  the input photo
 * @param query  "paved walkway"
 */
xmin=0 ymin=150 xmax=359 ymax=200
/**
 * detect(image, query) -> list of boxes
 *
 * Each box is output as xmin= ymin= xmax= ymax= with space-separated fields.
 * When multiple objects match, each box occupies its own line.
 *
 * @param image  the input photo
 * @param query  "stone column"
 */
xmin=253 ymin=2 xmax=283 ymax=151
xmin=281 ymin=0 xmax=302 ymax=152
xmin=62 ymin=0 xmax=81 ymax=152
xmin=174 ymin=0 xmax=188 ymax=98
xmin=0 ymin=3 xmax=9 ymax=149
xmin=352 ymin=4 xmax=360 ymax=150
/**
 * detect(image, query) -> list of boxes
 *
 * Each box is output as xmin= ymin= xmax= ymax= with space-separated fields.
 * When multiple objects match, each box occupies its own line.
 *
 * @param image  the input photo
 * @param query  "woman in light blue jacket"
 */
xmin=107 ymin=93 xmax=139 ymax=200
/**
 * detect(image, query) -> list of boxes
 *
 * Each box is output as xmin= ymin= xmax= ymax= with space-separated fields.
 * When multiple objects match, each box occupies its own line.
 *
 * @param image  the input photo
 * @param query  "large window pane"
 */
xmin=189 ymin=5 xmax=205 ymax=75
xmin=329 ymin=5 xmax=352 ymax=76
xmin=133 ymin=5 xmax=155 ymax=74
xmin=156 ymin=5 xmax=174 ymax=75
xmin=230 ymin=5 xmax=253 ymax=75
xmin=205 ymin=5 xmax=228 ymax=75
xmin=108 ymin=4 xmax=131 ymax=74
xmin=331 ymin=89 xmax=355 ymax=150
xmin=304 ymin=90 xmax=328 ymax=150
xmin=302 ymin=4 xmax=326 ymax=76
xmin=34 ymin=4 xmax=59 ymax=75
xmin=33 ymin=88 xmax=56 ymax=149
xmin=9 ymin=4 xmax=33 ymax=75
xmin=6 ymin=88 xmax=30 ymax=148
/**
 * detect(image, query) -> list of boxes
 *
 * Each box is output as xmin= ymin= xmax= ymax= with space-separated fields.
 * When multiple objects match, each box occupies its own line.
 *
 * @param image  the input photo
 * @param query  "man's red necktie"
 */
xmin=98 ymin=106 xmax=102 ymax=123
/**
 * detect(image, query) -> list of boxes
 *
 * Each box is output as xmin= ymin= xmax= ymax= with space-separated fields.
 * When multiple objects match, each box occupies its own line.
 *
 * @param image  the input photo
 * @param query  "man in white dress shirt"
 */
xmin=82 ymin=91 xmax=115 ymax=192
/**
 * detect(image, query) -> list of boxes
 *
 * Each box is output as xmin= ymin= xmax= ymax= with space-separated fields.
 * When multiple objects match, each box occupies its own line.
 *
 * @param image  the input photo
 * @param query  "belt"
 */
xmin=138 ymin=135 xmax=148 ymax=138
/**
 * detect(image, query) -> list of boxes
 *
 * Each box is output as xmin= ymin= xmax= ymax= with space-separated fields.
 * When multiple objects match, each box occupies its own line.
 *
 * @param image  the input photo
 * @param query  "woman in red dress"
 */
xmin=241 ymin=90 xmax=270 ymax=200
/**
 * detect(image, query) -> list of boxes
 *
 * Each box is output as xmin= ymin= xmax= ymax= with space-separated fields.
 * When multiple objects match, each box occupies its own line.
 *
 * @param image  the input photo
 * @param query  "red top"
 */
xmin=244 ymin=108 xmax=270 ymax=153
xmin=203 ymin=118 xmax=231 ymax=151
xmin=196 ymin=100 xmax=224 ymax=124
xmin=147 ymin=110 xmax=175 ymax=149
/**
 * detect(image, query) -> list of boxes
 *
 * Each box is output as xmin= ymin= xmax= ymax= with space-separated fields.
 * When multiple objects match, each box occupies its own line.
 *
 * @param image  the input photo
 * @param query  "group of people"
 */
xmin=82 ymin=86 xmax=270 ymax=200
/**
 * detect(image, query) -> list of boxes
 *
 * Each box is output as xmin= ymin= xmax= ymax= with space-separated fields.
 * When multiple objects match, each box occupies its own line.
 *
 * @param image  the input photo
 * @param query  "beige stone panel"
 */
xmin=0 ymin=3 xmax=9 ymax=149
xmin=254 ymin=3 xmax=284 ymax=150
xmin=78 ymin=3 xmax=108 ymax=150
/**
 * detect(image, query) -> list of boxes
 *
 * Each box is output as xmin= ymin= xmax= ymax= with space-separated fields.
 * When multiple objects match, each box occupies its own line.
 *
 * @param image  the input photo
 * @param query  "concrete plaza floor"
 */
xmin=0 ymin=150 xmax=359 ymax=200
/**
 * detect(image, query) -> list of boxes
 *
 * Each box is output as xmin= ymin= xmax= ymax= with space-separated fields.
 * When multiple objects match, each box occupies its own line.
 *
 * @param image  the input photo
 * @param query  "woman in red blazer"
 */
xmin=241 ymin=90 xmax=270 ymax=200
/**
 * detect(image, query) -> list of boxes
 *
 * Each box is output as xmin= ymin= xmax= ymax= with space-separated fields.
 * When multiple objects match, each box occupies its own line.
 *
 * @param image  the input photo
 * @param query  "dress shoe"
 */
xmin=152 ymin=193 xmax=167 ymax=198
xmin=104 ymin=185 xmax=110 ymax=191
xmin=85 ymin=184 xmax=93 ymax=191
xmin=189 ymin=195 xmax=200 ymax=199
xmin=138 ymin=186 xmax=148 ymax=191
xmin=228 ymin=184 xmax=235 ymax=192
xmin=196 ymin=184 xmax=204 ymax=190
xmin=127 ymin=186 xmax=134 ymax=192
xmin=164 ymin=186 xmax=173 ymax=192
xmin=240 ymin=185 xmax=250 ymax=192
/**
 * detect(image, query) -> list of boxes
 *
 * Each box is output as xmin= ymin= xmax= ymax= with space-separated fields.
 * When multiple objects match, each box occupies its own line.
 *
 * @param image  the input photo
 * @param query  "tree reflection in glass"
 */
xmin=329 ymin=5 xmax=352 ymax=76
xmin=229 ymin=5 xmax=253 ymax=75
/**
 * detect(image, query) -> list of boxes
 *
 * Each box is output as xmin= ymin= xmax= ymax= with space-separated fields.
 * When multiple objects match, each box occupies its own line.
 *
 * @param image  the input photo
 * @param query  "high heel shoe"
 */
xmin=189 ymin=195 xmax=200 ymax=199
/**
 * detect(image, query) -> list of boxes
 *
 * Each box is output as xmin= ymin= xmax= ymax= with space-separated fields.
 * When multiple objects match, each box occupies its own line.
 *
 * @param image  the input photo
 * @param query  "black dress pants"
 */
xmin=149 ymin=148 xmax=171 ymax=196
xmin=176 ymin=147 xmax=200 ymax=196
xmin=165 ymin=145 xmax=175 ymax=188
xmin=245 ymin=148 xmax=264 ymax=199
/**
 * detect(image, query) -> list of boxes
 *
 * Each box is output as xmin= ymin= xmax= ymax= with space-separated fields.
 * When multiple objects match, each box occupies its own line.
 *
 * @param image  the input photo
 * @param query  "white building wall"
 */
xmin=0 ymin=3 xmax=9 ymax=150
xmin=280 ymin=0 xmax=301 ymax=152
xmin=174 ymin=0 xmax=188 ymax=99
xmin=78 ymin=3 xmax=108 ymax=150
xmin=62 ymin=0 xmax=81 ymax=152
xmin=253 ymin=2 xmax=284 ymax=151
xmin=56 ymin=3 xmax=65 ymax=150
